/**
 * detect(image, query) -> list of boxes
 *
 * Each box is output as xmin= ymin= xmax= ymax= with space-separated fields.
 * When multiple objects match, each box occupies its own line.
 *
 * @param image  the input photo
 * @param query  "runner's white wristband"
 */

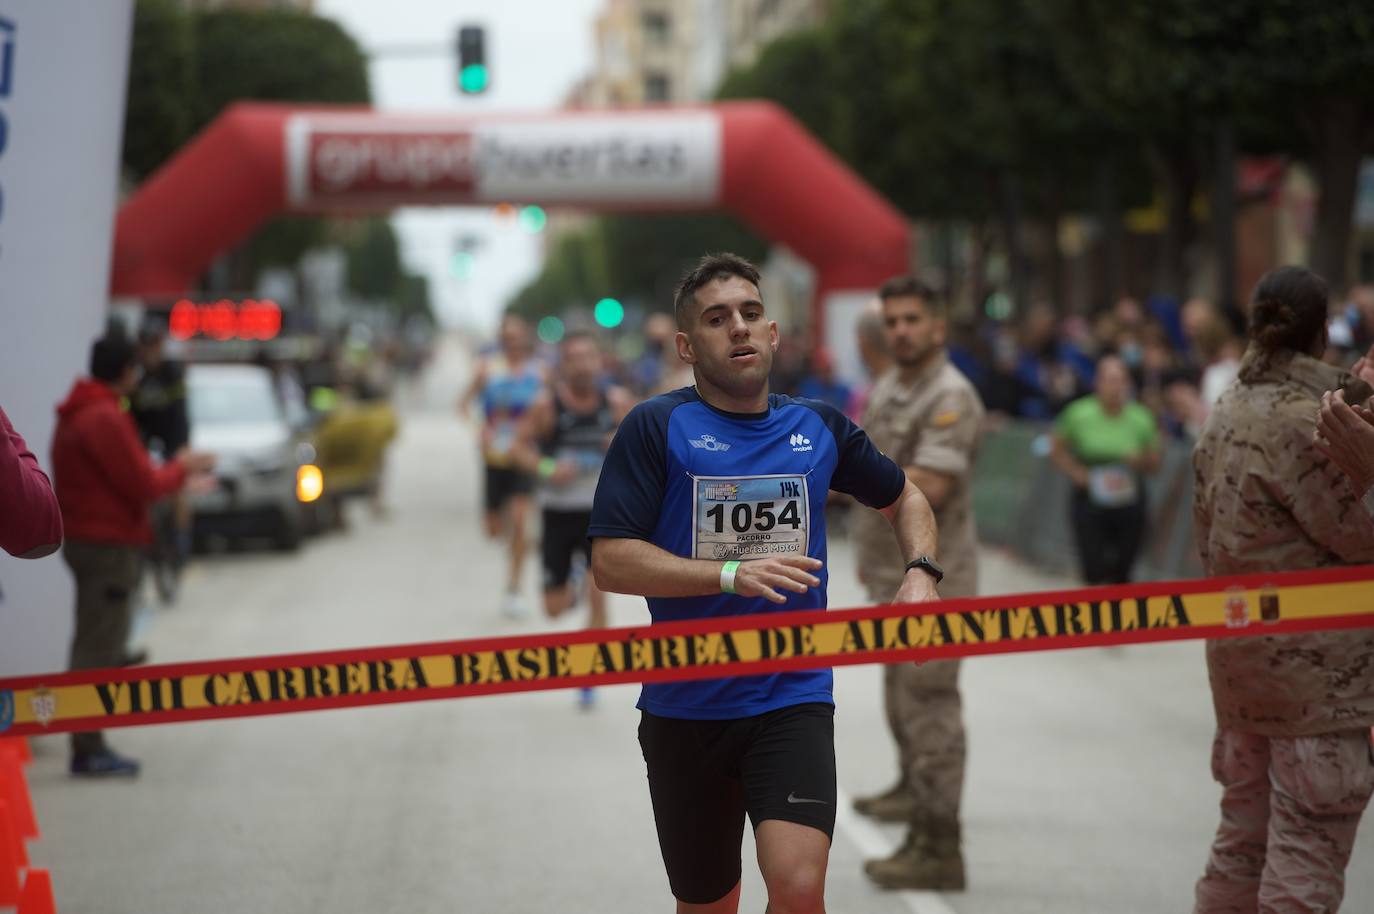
xmin=720 ymin=560 xmax=741 ymax=594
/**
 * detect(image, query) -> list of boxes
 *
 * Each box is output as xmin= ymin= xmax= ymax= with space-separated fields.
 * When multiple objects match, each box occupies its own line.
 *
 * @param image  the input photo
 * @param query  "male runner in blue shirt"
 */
xmin=589 ymin=253 xmax=943 ymax=914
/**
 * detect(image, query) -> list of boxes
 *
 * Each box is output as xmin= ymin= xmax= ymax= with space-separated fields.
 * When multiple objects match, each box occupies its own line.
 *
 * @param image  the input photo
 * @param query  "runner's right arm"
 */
xmin=1048 ymin=432 xmax=1089 ymax=487
xmin=588 ymin=398 xmax=822 ymax=603
xmin=591 ymin=537 xmax=821 ymax=603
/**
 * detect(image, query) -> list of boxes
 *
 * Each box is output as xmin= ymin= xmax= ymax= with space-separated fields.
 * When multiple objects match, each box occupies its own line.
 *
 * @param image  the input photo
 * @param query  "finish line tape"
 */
xmin=2 ymin=565 xmax=1373 ymax=737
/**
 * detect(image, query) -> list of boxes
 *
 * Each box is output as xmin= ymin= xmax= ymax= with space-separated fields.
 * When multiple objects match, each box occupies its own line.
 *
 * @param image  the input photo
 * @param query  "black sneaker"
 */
xmin=70 ymin=750 xmax=141 ymax=778
xmin=118 ymin=648 xmax=149 ymax=667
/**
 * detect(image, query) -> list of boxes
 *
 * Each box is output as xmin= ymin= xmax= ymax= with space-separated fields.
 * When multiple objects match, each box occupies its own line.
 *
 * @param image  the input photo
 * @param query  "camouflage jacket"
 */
xmin=1192 ymin=346 xmax=1374 ymax=736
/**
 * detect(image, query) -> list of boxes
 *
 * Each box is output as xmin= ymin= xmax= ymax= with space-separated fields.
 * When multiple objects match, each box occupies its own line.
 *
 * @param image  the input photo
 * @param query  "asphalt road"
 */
xmin=21 ymin=336 xmax=1374 ymax=913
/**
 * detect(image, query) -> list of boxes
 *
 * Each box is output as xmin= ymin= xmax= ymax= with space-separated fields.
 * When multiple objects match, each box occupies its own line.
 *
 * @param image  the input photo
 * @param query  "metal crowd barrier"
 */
xmin=971 ymin=420 xmax=1203 ymax=582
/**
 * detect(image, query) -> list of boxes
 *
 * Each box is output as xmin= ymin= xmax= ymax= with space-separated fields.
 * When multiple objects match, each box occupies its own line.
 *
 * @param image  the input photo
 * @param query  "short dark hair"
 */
xmin=878 ymin=275 xmax=944 ymax=317
xmin=1247 ymin=266 xmax=1328 ymax=356
xmin=90 ymin=331 xmax=137 ymax=383
xmin=673 ymin=253 xmax=761 ymax=328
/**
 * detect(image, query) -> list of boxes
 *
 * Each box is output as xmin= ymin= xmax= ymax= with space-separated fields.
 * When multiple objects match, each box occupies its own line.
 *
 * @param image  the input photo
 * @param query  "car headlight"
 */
xmin=297 ymin=464 xmax=324 ymax=503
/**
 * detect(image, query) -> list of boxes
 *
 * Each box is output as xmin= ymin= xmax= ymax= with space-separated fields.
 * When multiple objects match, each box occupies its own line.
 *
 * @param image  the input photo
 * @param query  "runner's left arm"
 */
xmin=876 ymin=480 xmax=941 ymax=604
xmin=818 ymin=401 xmax=940 ymax=604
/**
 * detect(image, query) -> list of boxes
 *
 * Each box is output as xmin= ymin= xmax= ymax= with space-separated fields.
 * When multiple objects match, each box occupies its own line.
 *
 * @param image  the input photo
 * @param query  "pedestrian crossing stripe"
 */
xmin=2 ymin=565 xmax=1373 ymax=737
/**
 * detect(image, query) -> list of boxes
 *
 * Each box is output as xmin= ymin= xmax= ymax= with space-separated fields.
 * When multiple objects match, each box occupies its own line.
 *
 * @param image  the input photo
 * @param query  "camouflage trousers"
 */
xmin=1194 ymin=727 xmax=1374 ymax=914
xmin=882 ymin=658 xmax=966 ymax=822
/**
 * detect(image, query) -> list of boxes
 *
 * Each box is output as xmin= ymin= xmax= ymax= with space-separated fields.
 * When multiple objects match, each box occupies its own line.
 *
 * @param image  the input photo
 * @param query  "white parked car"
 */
xmin=187 ymin=363 xmax=309 ymax=551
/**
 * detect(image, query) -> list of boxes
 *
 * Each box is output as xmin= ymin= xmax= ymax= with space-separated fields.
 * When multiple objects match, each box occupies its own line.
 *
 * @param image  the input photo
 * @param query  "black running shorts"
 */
xmin=483 ymin=465 xmax=534 ymax=513
xmin=637 ymin=702 xmax=836 ymax=905
xmin=540 ymin=508 xmax=591 ymax=590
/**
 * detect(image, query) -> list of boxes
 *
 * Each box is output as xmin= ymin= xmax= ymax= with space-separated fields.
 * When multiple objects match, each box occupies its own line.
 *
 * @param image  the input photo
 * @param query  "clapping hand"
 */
xmin=1313 ymin=389 xmax=1374 ymax=495
xmin=1352 ymin=343 xmax=1374 ymax=388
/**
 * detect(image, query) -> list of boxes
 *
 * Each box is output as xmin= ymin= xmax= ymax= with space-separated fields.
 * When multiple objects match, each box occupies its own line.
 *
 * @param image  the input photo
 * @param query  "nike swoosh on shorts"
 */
xmin=787 ymin=792 xmax=829 ymax=805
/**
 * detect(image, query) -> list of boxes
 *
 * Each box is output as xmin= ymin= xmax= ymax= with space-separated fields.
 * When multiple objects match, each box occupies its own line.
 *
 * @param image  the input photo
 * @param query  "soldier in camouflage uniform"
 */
xmin=1192 ymin=266 xmax=1374 ymax=914
xmin=851 ymin=276 xmax=985 ymax=891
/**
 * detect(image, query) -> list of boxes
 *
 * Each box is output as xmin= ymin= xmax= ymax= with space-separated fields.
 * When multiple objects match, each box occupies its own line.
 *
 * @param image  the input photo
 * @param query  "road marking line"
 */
xmin=833 ymin=787 xmax=958 ymax=914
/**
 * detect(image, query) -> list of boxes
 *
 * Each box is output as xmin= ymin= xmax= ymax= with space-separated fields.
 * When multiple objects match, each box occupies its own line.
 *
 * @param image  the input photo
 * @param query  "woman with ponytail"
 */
xmin=1191 ymin=266 xmax=1374 ymax=912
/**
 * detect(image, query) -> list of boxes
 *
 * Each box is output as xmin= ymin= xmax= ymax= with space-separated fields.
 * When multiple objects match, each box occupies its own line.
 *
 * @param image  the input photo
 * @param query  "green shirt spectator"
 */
xmin=1049 ymin=354 xmax=1161 ymax=585
xmin=1054 ymin=395 xmax=1159 ymax=466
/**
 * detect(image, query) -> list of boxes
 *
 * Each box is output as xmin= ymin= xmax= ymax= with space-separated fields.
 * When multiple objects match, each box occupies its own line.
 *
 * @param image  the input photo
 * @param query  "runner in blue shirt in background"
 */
xmin=461 ymin=314 xmax=547 ymax=618
xmin=589 ymin=253 xmax=944 ymax=914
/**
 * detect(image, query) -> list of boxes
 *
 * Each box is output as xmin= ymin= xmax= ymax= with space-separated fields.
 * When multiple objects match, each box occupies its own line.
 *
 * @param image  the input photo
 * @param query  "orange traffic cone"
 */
xmin=0 ymin=799 xmax=28 ymax=869
xmin=0 ymin=746 xmax=38 ymax=839
xmin=17 ymin=867 xmax=54 ymax=914
xmin=0 ymin=862 xmax=16 ymax=907
xmin=0 ymin=799 xmax=20 ymax=907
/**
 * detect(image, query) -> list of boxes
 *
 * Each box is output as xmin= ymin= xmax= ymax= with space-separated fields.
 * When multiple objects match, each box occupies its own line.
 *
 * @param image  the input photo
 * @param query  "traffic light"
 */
xmin=594 ymin=298 xmax=625 ymax=329
xmin=457 ymin=25 xmax=489 ymax=94
xmin=518 ymin=205 xmax=547 ymax=234
xmin=537 ymin=315 xmax=565 ymax=344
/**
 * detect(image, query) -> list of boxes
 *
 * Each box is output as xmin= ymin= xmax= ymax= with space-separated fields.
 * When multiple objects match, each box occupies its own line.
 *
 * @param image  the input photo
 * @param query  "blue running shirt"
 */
xmin=587 ymin=387 xmax=906 ymax=719
xmin=479 ymin=356 xmax=545 ymax=466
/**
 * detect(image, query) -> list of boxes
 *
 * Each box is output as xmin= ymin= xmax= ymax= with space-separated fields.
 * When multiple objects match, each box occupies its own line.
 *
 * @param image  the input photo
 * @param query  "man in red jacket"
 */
xmin=51 ymin=331 xmax=215 ymax=777
xmin=0 ymin=406 xmax=63 ymax=558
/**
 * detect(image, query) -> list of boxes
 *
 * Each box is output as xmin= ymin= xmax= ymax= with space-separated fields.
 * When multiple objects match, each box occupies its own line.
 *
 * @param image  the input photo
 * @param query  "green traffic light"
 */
xmin=460 ymin=63 xmax=489 ymax=94
xmin=594 ymin=298 xmax=624 ymax=329
xmin=537 ymin=315 xmax=565 ymax=344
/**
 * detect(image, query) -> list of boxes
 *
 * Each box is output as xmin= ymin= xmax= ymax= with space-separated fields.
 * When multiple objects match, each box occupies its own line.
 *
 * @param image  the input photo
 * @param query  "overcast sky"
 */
xmin=315 ymin=0 xmax=604 ymax=331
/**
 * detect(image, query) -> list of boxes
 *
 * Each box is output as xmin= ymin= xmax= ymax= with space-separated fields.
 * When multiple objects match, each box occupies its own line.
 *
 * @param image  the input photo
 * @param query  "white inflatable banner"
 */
xmin=287 ymin=111 xmax=722 ymax=209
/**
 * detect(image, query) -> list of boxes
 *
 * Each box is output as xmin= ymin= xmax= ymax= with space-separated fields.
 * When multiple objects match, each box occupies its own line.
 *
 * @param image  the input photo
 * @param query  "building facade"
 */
xmin=569 ymin=0 xmax=829 ymax=108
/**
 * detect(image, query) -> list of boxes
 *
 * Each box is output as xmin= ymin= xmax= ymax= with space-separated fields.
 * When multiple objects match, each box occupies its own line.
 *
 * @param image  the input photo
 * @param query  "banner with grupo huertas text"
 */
xmin=2 ymin=565 xmax=1373 ymax=738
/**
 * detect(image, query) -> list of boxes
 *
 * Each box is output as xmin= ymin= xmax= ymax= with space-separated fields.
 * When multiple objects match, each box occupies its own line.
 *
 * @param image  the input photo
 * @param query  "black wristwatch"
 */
xmin=904 ymin=555 xmax=944 ymax=584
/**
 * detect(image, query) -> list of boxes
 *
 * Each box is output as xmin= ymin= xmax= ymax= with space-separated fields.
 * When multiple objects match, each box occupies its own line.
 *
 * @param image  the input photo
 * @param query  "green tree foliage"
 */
xmin=122 ymin=3 xmax=373 ymax=293
xmin=123 ymin=2 xmax=370 ymax=181
xmin=395 ymin=273 xmax=435 ymax=325
xmin=714 ymin=0 xmax=1374 ymax=302
xmin=1040 ymin=0 xmax=1374 ymax=294
xmin=345 ymin=219 xmax=404 ymax=301
xmin=508 ymin=214 xmax=767 ymax=321
xmin=716 ymin=29 xmax=847 ymax=160
xmin=194 ymin=8 xmax=371 ymax=282
xmin=192 ymin=9 xmax=370 ymax=132
xmin=508 ymin=228 xmax=607 ymax=319
xmin=335 ymin=217 xmax=431 ymax=325
xmin=121 ymin=0 xmax=197 ymax=183
xmin=1251 ymin=2 xmax=1374 ymax=290
xmin=598 ymin=213 xmax=768 ymax=310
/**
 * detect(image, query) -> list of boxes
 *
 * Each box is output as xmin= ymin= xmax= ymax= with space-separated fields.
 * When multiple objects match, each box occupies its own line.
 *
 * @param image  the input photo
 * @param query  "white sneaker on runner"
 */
xmin=501 ymin=591 xmax=531 ymax=619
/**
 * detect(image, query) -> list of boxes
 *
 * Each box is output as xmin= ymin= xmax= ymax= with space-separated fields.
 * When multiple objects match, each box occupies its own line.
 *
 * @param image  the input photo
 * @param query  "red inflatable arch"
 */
xmin=111 ymin=100 xmax=909 ymax=338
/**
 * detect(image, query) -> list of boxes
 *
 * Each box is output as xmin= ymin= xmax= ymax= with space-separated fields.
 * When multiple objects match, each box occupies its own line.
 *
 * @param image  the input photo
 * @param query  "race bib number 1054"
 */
xmin=693 ymin=474 xmax=810 ymax=561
